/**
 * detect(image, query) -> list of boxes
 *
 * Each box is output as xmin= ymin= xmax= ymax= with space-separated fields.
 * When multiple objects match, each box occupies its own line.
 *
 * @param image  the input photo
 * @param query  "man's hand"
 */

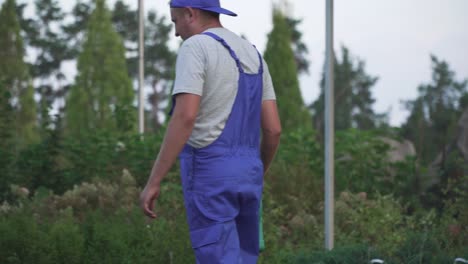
xmin=140 ymin=183 xmax=161 ymax=219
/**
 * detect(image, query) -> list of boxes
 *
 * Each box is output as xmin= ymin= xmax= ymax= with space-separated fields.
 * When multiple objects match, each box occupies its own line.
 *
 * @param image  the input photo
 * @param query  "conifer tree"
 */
xmin=29 ymin=0 xmax=68 ymax=124
xmin=0 ymin=85 xmax=15 ymax=200
xmin=286 ymin=17 xmax=309 ymax=75
xmin=65 ymin=0 xmax=134 ymax=137
xmin=402 ymin=55 xmax=468 ymax=164
xmin=311 ymin=46 xmax=386 ymax=135
xmin=0 ymin=0 xmax=38 ymax=147
xmin=143 ymin=11 xmax=176 ymax=130
xmin=111 ymin=1 xmax=176 ymax=130
xmin=264 ymin=9 xmax=312 ymax=131
xmin=17 ymin=83 xmax=40 ymax=146
xmin=0 ymin=0 xmax=28 ymax=99
xmin=62 ymin=0 xmax=93 ymax=59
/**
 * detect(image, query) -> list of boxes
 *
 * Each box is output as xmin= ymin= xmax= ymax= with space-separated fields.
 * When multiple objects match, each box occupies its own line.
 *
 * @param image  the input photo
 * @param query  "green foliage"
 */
xmin=0 ymin=0 xmax=38 ymax=148
xmin=0 ymin=0 xmax=28 ymax=97
xmin=286 ymin=17 xmax=309 ymax=75
xmin=0 ymin=87 xmax=15 ymax=200
xmin=402 ymin=55 xmax=468 ymax=165
xmin=311 ymin=46 xmax=387 ymax=135
xmin=264 ymin=9 xmax=312 ymax=131
xmin=27 ymin=0 xmax=68 ymax=78
xmin=335 ymin=192 xmax=406 ymax=253
xmin=143 ymin=10 xmax=176 ymax=130
xmin=0 ymin=211 xmax=53 ymax=263
xmin=111 ymin=0 xmax=176 ymax=130
xmin=14 ymin=130 xmax=164 ymax=194
xmin=1 ymin=128 xmax=467 ymax=262
xmin=290 ymin=244 xmax=382 ymax=264
xmin=24 ymin=0 xmax=68 ymax=126
xmin=47 ymin=210 xmax=85 ymax=264
xmin=65 ymin=0 xmax=135 ymax=137
xmin=335 ymin=129 xmax=390 ymax=193
xmin=16 ymin=83 xmax=39 ymax=147
xmin=0 ymin=171 xmax=193 ymax=264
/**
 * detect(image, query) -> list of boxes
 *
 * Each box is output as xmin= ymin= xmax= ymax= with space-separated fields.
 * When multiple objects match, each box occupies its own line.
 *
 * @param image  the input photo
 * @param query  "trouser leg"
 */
xmin=236 ymin=212 xmax=260 ymax=264
xmin=235 ymin=185 xmax=262 ymax=264
xmin=192 ymin=221 xmax=242 ymax=264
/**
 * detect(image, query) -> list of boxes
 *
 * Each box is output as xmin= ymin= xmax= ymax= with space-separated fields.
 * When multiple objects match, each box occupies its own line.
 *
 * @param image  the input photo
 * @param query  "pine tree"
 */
xmin=62 ymin=0 xmax=93 ymax=59
xmin=311 ymin=46 xmax=386 ymax=135
xmin=402 ymin=55 xmax=468 ymax=164
xmin=28 ymin=0 xmax=68 ymax=125
xmin=143 ymin=11 xmax=176 ymax=130
xmin=111 ymin=1 xmax=176 ymax=130
xmin=264 ymin=8 xmax=312 ymax=131
xmin=0 ymin=0 xmax=38 ymax=148
xmin=65 ymin=0 xmax=135 ymax=137
xmin=0 ymin=0 xmax=28 ymax=99
xmin=286 ymin=17 xmax=309 ymax=75
xmin=0 ymin=84 xmax=15 ymax=200
xmin=16 ymin=83 xmax=40 ymax=146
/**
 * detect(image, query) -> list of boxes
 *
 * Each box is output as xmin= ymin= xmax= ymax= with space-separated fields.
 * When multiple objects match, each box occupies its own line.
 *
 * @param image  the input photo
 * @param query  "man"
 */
xmin=139 ymin=0 xmax=281 ymax=263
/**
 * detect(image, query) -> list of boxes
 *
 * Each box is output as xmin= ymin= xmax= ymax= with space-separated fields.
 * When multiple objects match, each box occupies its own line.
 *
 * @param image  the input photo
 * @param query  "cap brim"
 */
xmin=199 ymin=7 xmax=237 ymax=16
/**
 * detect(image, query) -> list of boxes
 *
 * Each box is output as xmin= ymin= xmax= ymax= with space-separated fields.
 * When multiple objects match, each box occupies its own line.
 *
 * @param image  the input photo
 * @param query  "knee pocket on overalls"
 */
xmin=188 ymin=183 xmax=239 ymax=222
xmin=190 ymin=223 xmax=223 ymax=249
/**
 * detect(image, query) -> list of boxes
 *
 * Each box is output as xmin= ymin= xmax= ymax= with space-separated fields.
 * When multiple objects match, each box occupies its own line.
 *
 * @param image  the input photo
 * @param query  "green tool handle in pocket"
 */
xmin=259 ymin=201 xmax=265 ymax=251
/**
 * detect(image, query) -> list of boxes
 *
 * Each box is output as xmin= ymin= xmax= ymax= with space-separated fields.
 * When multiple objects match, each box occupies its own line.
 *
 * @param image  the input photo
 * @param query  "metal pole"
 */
xmin=324 ymin=0 xmax=335 ymax=250
xmin=138 ymin=0 xmax=145 ymax=134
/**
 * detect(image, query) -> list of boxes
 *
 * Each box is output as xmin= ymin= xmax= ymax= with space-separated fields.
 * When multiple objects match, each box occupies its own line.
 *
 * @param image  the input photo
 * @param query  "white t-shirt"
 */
xmin=172 ymin=27 xmax=276 ymax=148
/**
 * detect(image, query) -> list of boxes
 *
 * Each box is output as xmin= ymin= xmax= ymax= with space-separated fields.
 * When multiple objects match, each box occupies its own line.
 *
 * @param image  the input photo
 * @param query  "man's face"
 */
xmin=170 ymin=8 xmax=191 ymax=40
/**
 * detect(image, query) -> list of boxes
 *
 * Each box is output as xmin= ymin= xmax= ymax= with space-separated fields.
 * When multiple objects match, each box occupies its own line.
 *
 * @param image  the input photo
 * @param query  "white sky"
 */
xmin=18 ymin=0 xmax=468 ymax=126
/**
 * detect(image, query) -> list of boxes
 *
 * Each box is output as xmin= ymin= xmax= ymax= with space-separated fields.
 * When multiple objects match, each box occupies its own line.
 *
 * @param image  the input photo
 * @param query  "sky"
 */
xmin=149 ymin=0 xmax=468 ymax=126
xmin=19 ymin=0 xmax=468 ymax=126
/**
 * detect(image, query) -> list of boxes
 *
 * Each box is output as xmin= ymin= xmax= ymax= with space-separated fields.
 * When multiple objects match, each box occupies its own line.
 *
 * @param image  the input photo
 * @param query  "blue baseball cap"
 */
xmin=170 ymin=0 xmax=237 ymax=17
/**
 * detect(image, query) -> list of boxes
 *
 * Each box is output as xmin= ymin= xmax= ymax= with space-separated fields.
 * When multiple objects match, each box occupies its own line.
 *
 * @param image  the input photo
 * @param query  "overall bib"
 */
xmin=177 ymin=32 xmax=264 ymax=263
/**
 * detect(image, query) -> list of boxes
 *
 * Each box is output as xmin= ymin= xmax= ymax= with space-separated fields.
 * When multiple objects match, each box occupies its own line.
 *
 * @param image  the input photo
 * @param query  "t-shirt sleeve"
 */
xmin=262 ymin=59 xmax=276 ymax=101
xmin=172 ymin=38 xmax=205 ymax=96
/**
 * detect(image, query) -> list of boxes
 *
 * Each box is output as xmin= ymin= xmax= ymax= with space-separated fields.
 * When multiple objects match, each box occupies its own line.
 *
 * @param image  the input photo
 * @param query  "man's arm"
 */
xmin=260 ymin=100 xmax=281 ymax=174
xmin=140 ymin=93 xmax=201 ymax=218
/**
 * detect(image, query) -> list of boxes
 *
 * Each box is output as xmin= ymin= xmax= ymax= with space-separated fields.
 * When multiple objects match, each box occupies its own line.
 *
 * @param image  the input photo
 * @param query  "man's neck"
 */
xmin=197 ymin=20 xmax=223 ymax=34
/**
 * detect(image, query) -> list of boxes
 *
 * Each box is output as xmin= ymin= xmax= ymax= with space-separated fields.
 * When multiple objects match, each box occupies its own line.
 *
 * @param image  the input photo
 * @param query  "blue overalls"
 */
xmin=175 ymin=32 xmax=264 ymax=263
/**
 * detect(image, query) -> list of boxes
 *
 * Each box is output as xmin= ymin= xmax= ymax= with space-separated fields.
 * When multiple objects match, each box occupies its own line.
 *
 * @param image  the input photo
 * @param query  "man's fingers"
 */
xmin=140 ymin=187 xmax=160 ymax=219
xmin=143 ymin=202 xmax=157 ymax=218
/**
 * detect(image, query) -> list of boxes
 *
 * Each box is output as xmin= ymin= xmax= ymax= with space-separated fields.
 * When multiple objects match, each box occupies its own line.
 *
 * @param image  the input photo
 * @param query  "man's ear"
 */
xmin=185 ymin=7 xmax=197 ymax=23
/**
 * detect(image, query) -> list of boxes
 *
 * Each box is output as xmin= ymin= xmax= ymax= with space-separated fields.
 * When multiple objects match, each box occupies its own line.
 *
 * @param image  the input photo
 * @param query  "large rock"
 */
xmin=456 ymin=107 xmax=468 ymax=161
xmin=379 ymin=137 xmax=416 ymax=163
xmin=425 ymin=107 xmax=468 ymax=189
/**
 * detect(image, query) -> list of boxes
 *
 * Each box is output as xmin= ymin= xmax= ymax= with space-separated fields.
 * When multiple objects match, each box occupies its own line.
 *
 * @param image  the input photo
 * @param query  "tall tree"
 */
xmin=264 ymin=8 xmax=312 ymax=131
xmin=29 ymin=0 xmax=68 ymax=121
xmin=142 ymin=10 xmax=176 ymax=130
xmin=0 ymin=85 xmax=15 ymax=200
xmin=402 ymin=55 xmax=468 ymax=164
xmin=0 ymin=0 xmax=39 ymax=147
xmin=111 ymin=1 xmax=176 ymax=130
xmin=62 ymin=0 xmax=93 ymax=59
xmin=65 ymin=0 xmax=134 ymax=137
xmin=311 ymin=46 xmax=386 ymax=135
xmin=286 ymin=17 xmax=309 ymax=75
xmin=0 ymin=0 xmax=28 ymax=99
xmin=16 ymin=83 xmax=40 ymax=147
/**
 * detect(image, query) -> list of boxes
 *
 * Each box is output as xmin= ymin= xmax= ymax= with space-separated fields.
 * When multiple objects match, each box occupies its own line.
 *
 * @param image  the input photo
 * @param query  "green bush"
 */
xmin=1 ymin=127 xmax=467 ymax=263
xmin=290 ymin=244 xmax=383 ymax=264
xmin=335 ymin=192 xmax=406 ymax=254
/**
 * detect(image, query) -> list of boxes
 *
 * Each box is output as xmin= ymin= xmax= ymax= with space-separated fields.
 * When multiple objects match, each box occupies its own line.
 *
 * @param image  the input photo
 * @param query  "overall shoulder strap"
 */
xmin=202 ymin=32 xmax=244 ymax=73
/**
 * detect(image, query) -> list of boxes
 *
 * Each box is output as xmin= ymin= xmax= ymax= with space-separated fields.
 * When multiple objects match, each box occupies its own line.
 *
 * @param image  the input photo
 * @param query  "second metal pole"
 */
xmin=324 ymin=0 xmax=335 ymax=251
xmin=138 ymin=0 xmax=145 ymax=134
